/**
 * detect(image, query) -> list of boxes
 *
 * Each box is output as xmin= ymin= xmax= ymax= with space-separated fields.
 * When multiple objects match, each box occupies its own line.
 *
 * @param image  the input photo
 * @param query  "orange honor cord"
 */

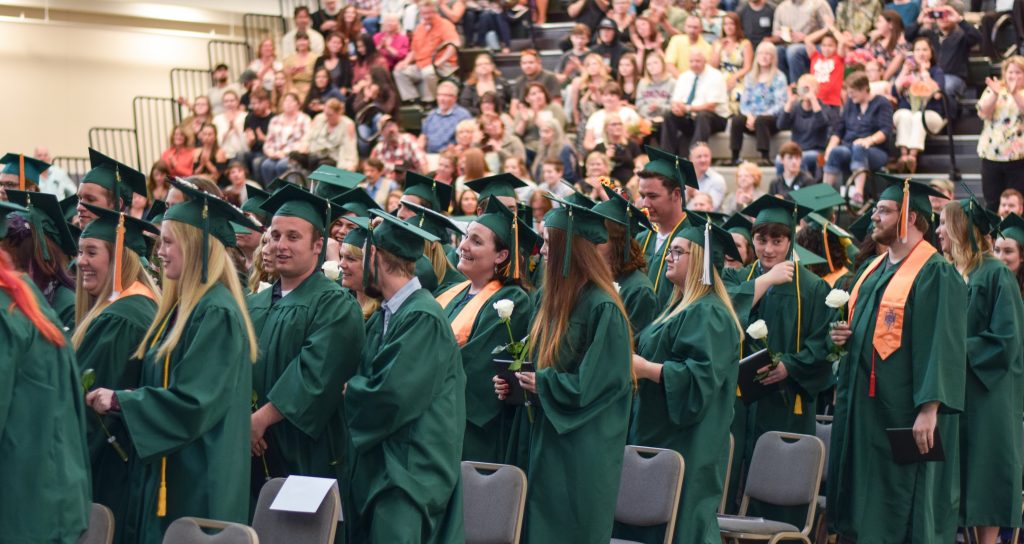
xmin=898 ymin=179 xmax=910 ymax=243
xmin=110 ymin=214 xmax=126 ymax=300
xmin=512 ymin=208 xmax=520 ymax=280
xmin=823 ymin=228 xmax=835 ymax=273
xmin=18 ymin=154 xmax=25 ymax=191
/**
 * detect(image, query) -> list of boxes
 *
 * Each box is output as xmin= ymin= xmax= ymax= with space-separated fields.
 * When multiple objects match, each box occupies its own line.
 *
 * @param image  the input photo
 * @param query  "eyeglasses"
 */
xmin=666 ymin=248 xmax=690 ymax=261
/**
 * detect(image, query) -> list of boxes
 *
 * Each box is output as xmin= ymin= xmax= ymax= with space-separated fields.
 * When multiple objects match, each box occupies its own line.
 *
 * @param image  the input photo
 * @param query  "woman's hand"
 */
xmin=830 ymin=320 xmax=852 ymax=347
xmin=985 ymin=76 xmax=1004 ymax=95
xmin=493 ymin=375 xmax=510 ymax=400
xmin=632 ymin=354 xmax=663 ymax=383
xmin=516 ymin=371 xmax=537 ymax=394
xmin=86 ymin=388 xmax=117 ymax=415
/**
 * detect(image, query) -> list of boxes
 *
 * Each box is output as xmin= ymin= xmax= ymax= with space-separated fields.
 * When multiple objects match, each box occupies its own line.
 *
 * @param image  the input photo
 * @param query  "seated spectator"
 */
xmin=720 ymin=160 xmax=763 ymax=214
xmin=660 ymin=50 xmax=730 ymax=157
xmin=635 ymin=51 xmax=676 ymax=121
xmin=472 ymin=0 xmax=515 ymax=53
xmin=617 ymin=53 xmax=641 ymax=103
xmin=161 ymin=126 xmax=195 ymax=178
xmin=351 ymin=65 xmax=400 ymax=157
xmin=361 ymin=157 xmax=400 ymax=206
xmin=892 ymin=37 xmax=946 ymax=173
xmin=370 ymin=115 xmax=428 ymax=175
xmin=455 ymin=188 xmax=479 ymax=215
xmin=33 ymin=147 xmax=76 ymax=198
xmin=836 ymin=0 xmax=880 ymax=47
xmin=312 ymin=0 xmax=343 ymax=35
xmin=865 ymin=59 xmax=896 ymax=99
xmin=433 ymin=150 xmax=458 ymax=184
xmin=531 ymin=120 xmax=580 ymax=183
xmin=566 ymin=0 xmax=611 ymax=33
xmin=512 ymin=49 xmax=562 ymax=105
xmin=907 ymin=1 xmax=981 ymax=100
xmin=690 ymin=141 xmax=727 ymax=210
xmin=581 ymin=151 xmax=614 ymax=197
xmin=557 ymin=25 xmax=593 ymax=85
xmin=769 ymin=142 xmax=815 ymax=197
xmin=271 ymin=70 xmax=289 ymax=112
xmin=420 ymin=81 xmax=474 ymax=153
xmin=439 ymin=0 xmax=467 ymax=27
xmin=249 ymin=38 xmax=284 ymax=92
xmin=354 ymin=0 xmax=383 ymax=35
xmin=243 ymin=89 xmax=274 ymax=177
xmin=630 ymin=16 xmax=664 ymax=69
xmin=393 ymin=0 xmax=461 ymax=103
xmin=284 ymin=32 xmax=318 ymax=103
xmin=929 ymin=177 xmax=955 ymax=211
xmin=1000 ymin=188 xmax=1024 ymax=219
xmin=213 ymin=90 xmax=248 ymax=160
xmin=179 ymin=95 xmax=212 ymax=147
xmin=687 ymin=191 xmax=715 ymax=211
xmin=569 ymin=54 xmax=612 ymax=128
xmin=697 ymin=0 xmax=727 ymax=42
xmin=772 ymin=0 xmax=834 ymax=83
xmin=294 ymin=98 xmax=359 ymax=171
xmin=479 ymin=91 xmax=515 ymax=132
xmin=456 ymin=148 xmax=491 ymax=191
xmin=259 ymin=93 xmax=312 ymax=182
xmin=712 ymin=13 xmax=754 ymax=112
xmin=352 ymin=34 xmax=391 ymax=85
xmin=594 ymin=112 xmax=643 ymax=185
xmin=536 ymin=157 xmax=579 ymax=198
xmin=192 ymin=123 xmax=228 ymax=182
xmin=823 ymin=71 xmax=894 ymax=201
xmin=504 ymin=156 xmax=538 ymax=198
xmin=315 ymin=32 xmax=354 ymax=96
xmin=730 ymin=42 xmax=787 ymax=165
xmin=607 ymin=0 xmax=634 ymax=34
xmin=385 ymin=189 xmax=403 ymax=212
xmin=860 ymin=11 xmax=909 ymax=81
xmin=528 ymin=187 xmax=554 ymax=230
xmin=448 ymin=119 xmax=481 ymax=159
xmin=481 ymin=112 xmax=526 ymax=170
xmin=303 ymin=67 xmax=346 ymax=117
xmin=203 ymin=63 xmax=244 ymax=116
xmin=777 ymin=74 xmax=837 ymax=178
xmin=147 ymin=160 xmax=172 ymax=204
xmin=459 ymin=53 xmax=512 ymax=115
xmin=805 ymin=31 xmax=845 ymax=110
xmin=381 ymin=0 xmax=420 ymax=32
xmin=885 ymin=0 xmax=921 ymax=27
xmin=592 ymin=19 xmax=632 ymax=73
xmin=640 ymin=0 xmax=687 ymax=38
xmin=738 ymin=0 xmax=775 ymax=47
xmin=282 ymin=7 xmax=326 ymax=56
xmin=514 ymin=83 xmax=569 ymax=153
xmin=221 ymin=161 xmax=261 ymax=206
xmin=583 ymin=82 xmax=640 ymax=152
xmin=336 ymin=6 xmax=364 ymax=48
xmin=373 ymin=14 xmax=410 ymax=70
xmin=665 ymin=16 xmax=714 ymax=77
xmin=977 ymin=55 xmax=1024 ymax=211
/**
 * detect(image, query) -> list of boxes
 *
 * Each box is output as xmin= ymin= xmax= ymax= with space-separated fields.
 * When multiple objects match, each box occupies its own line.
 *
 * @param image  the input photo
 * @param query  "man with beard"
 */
xmin=829 ymin=175 xmax=967 ymax=544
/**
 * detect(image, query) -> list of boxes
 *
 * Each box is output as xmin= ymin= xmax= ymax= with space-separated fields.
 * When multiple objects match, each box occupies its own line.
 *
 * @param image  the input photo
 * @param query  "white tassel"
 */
xmin=702 ymin=223 xmax=712 ymax=285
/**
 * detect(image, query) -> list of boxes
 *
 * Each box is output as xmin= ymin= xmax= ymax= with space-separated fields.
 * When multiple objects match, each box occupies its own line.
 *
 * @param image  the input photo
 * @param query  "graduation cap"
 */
xmin=80 ymin=203 xmax=160 ymax=298
xmin=875 ymin=173 xmax=947 ymax=243
xmin=163 ymin=178 xmax=259 ymax=283
xmin=267 ymin=177 xmax=302 ymax=193
xmin=343 ymin=226 xmax=368 ymax=248
xmin=474 ymin=198 xmax=535 ymax=280
xmin=1 ymin=153 xmax=50 ymax=190
xmin=0 ymin=200 xmax=28 ymax=239
xmin=241 ymin=187 xmax=271 ymax=224
xmin=465 ymin=173 xmax=528 ymax=204
xmin=5 ymin=189 xmax=78 ymax=260
xmin=741 ymin=195 xmax=812 ymax=228
xmin=311 ymin=166 xmax=366 ymax=200
xmin=847 ymin=212 xmax=875 ymax=242
xmin=703 ymin=211 xmax=729 ymax=226
xmin=333 ymin=187 xmax=381 ymax=218
xmin=403 ymin=172 xmax=453 ymax=212
xmin=400 ymin=199 xmax=465 ymax=242
xmin=793 ymin=243 xmax=827 ymax=266
xmin=675 ymin=212 xmax=742 ymax=280
xmin=789 ymin=184 xmax=845 ymax=219
xmin=999 ymin=213 xmax=1024 ymax=248
xmin=592 ymin=189 xmax=652 ymax=263
xmin=723 ymin=213 xmax=753 ymax=243
xmin=640 ymin=145 xmax=699 ymax=202
xmin=543 ymin=194 xmax=609 ymax=276
xmin=261 ymin=184 xmax=347 ymax=265
xmin=804 ymin=212 xmax=855 ymax=272
xmin=145 ymin=200 xmax=167 ymax=224
xmin=58 ymin=195 xmax=82 ymax=240
xmin=81 ymin=148 xmax=147 ymax=210
xmin=348 ymin=209 xmax=440 ymax=290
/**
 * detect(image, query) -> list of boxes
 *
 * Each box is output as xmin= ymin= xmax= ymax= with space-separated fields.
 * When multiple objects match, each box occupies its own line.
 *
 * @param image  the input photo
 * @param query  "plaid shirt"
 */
xmin=370 ymin=133 xmax=427 ymax=175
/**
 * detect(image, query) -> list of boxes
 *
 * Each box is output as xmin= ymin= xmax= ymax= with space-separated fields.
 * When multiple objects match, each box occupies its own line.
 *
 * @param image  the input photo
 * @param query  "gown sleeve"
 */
xmin=0 ymin=320 xmax=15 ymax=434
xmin=620 ymin=279 xmax=658 ymax=335
xmin=965 ymin=263 xmax=1023 ymax=391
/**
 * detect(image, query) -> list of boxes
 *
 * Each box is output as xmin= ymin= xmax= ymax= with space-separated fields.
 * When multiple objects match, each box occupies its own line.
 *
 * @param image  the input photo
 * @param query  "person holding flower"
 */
xmin=494 ymin=196 xmax=633 ymax=543
xmin=434 ymin=198 xmax=534 ymax=463
xmin=620 ymin=214 xmax=743 ymax=544
xmin=72 ymin=205 xmax=161 ymax=542
xmin=593 ymin=189 xmax=659 ymax=334
xmin=891 ymin=37 xmax=947 ymax=174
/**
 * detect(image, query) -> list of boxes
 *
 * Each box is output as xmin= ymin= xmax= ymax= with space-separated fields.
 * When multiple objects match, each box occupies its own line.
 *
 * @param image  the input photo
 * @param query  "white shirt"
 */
xmin=670 ymin=66 xmax=731 ymax=119
xmin=38 ymin=165 xmax=77 ymax=199
xmin=213 ymin=111 xmax=249 ymax=160
xmin=584 ymin=107 xmax=641 ymax=147
xmin=697 ymin=168 xmax=727 ymax=210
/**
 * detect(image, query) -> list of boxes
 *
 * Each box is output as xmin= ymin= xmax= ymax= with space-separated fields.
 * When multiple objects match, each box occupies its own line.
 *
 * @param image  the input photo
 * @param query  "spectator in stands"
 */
xmin=512 ymin=49 xmax=563 ymax=105
xmin=449 ymin=119 xmax=481 ymax=158
xmin=806 ymin=31 xmax=844 ymax=110
xmin=769 ymin=142 xmax=815 ymax=197
xmin=337 ymin=5 xmax=364 ymax=48
xmin=687 ymin=191 xmax=715 ymax=210
xmin=192 ymin=123 xmax=227 ymax=182
xmin=302 ymin=67 xmax=346 ymax=118
xmin=607 ymin=0 xmax=635 ymax=34
xmin=373 ymin=14 xmax=410 ymax=70
xmin=393 ymin=0 xmax=461 ymax=104
xmin=885 ymin=0 xmax=920 ymax=27
xmin=420 ymin=81 xmax=474 ymax=153
xmin=566 ymin=0 xmax=610 ymax=32
xmin=482 ymin=112 xmax=526 ymax=167
xmin=636 ymin=51 xmax=675 ymax=121
xmin=381 ymin=0 xmax=420 ymax=32
xmin=689 ymin=141 xmax=726 ymax=209
xmin=354 ymin=0 xmax=382 ymax=34
xmin=595 ymin=112 xmax=643 ymax=185
xmin=249 ymin=38 xmax=284 ymax=92
xmin=569 ymin=54 xmax=612 ymax=128
xmin=296 ymin=97 xmax=359 ymax=171
xmin=514 ymin=83 xmax=570 ymax=153
xmin=730 ymin=41 xmax=787 ymax=165
xmin=351 ymin=65 xmax=400 ymax=157
xmin=907 ymin=1 xmax=981 ymax=100
xmin=823 ymin=71 xmax=894 ymax=200
xmin=866 ymin=59 xmax=896 ymax=98
xmin=532 ymin=119 xmax=580 ymax=183
xmin=243 ymin=89 xmax=274 ymax=177
xmin=665 ymin=16 xmax=714 ymax=77
xmin=260 ymin=93 xmax=312 ymax=182
xmin=892 ymin=37 xmax=946 ymax=173
xmin=315 ymin=32 xmax=354 ymax=96
xmin=536 ymin=158 xmax=575 ymax=198
xmin=33 ymin=147 xmax=76 ymax=198
xmin=1000 ymin=188 xmax=1024 ymax=218
xmin=439 ymin=0 xmax=467 ymax=27
xmin=582 ymin=151 xmax=613 ymax=196
xmin=928 ymin=177 xmax=955 ymax=212
xmin=312 ymin=0 xmax=343 ymax=35
xmin=712 ymin=12 xmax=754 ymax=112
xmin=584 ymin=82 xmax=640 ymax=152
xmin=641 ymin=0 xmax=687 ymax=38
xmin=978 ymin=55 xmax=1024 ymax=211
xmin=697 ymin=0 xmax=727 ymax=42
xmin=271 ymin=70 xmax=289 ymax=112
xmin=283 ymin=6 xmax=326 ymax=56
xmin=479 ymin=91 xmax=515 ymax=129
xmin=504 ymin=156 xmax=537 ymax=191
xmin=161 ymin=126 xmax=195 ymax=178
xmin=772 ymin=0 xmax=834 ymax=83
xmin=351 ymin=34 xmax=391 ymax=87
xmin=456 ymin=189 xmax=479 ymax=215
xmin=738 ymin=0 xmax=775 ymax=47
xmin=456 ymin=148 xmax=490 ymax=189
xmin=630 ymin=16 xmax=664 ymax=69
xmin=720 ymin=160 xmax=762 ymax=214
xmin=592 ymin=19 xmax=632 ymax=74
xmin=201 ymin=63 xmax=244 ymax=116
xmin=370 ymin=115 xmax=428 ymax=175
xmin=558 ymin=25 xmax=593 ymax=86
xmin=862 ymin=10 xmax=908 ymax=80
xmin=661 ymin=50 xmax=730 ymax=157
xmin=221 ymin=161 xmax=259 ymax=206
xmin=460 ymin=53 xmax=512 ymax=115
xmin=836 ymin=0 xmax=880 ymax=47
xmin=213 ymin=90 xmax=248 ymax=161
xmin=179 ymin=95 xmax=212 ymax=148
xmin=284 ymin=32 xmax=318 ymax=103
xmin=474 ymin=0 xmax=516 ymax=54
xmin=362 ymin=157 xmax=400 ymax=205
xmin=616 ymin=53 xmax=641 ymax=103
xmin=777 ymin=73 xmax=836 ymax=178
xmin=433 ymin=150 xmax=458 ymax=184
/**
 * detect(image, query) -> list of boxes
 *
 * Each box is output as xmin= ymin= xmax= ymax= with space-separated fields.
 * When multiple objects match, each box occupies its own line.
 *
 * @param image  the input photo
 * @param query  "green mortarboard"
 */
xmin=465 ymin=173 xmax=528 ymax=204
xmin=958 ymin=198 xmax=999 ymax=236
xmin=793 ymin=243 xmax=827 ymax=266
xmin=592 ymin=189 xmax=652 ymax=263
xmin=789 ymin=184 xmax=845 ymax=218
xmin=999 ymin=213 xmax=1024 ymax=248
xmin=564 ymin=191 xmax=596 ymax=210
xmin=80 ymin=203 xmax=159 ymax=257
xmin=543 ymin=194 xmax=609 ymax=276
xmin=163 ymin=178 xmax=259 ymax=282
xmin=640 ymin=145 xmax=700 ymax=192
xmin=847 ymin=213 xmax=874 ymax=242
xmin=1 ymin=153 xmax=50 ymax=187
xmin=343 ymin=226 xmax=368 ymax=248
xmin=804 ymin=212 xmax=856 ymax=270
xmin=333 ymin=187 xmax=381 ymax=217
xmin=267 ymin=177 xmax=302 ymax=193
xmin=403 ymin=172 xmax=453 ymax=212
xmin=59 ymin=195 xmax=79 ymax=223
xmin=703 ymin=211 xmax=729 ymax=226
xmin=311 ymin=166 xmax=366 ymax=200
xmin=741 ymin=195 xmax=812 ymax=228
xmin=400 ymin=199 xmax=465 ymax=240
xmin=145 ymin=200 xmax=167 ymax=224
xmin=261 ymin=184 xmax=345 ymax=233
xmin=472 ymin=198 xmax=535 ymax=280
xmin=81 ymin=148 xmax=147 ymax=210
xmin=241 ymin=187 xmax=271 ymax=223
xmin=876 ymin=173 xmax=946 ymax=218
xmin=723 ymin=213 xmax=753 ymax=243
xmin=517 ymin=202 xmax=533 ymax=222
xmin=349 ymin=209 xmax=440 ymax=290
xmin=675 ymin=212 xmax=742 ymax=275
xmin=5 ymin=189 xmax=78 ymax=259
xmin=0 ymin=201 xmax=28 ymax=239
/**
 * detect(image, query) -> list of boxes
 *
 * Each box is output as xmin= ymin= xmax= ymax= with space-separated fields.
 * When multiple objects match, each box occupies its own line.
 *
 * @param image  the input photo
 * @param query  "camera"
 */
xmin=930 ymin=10 xmax=944 ymax=18
xmin=799 ymin=86 xmax=810 ymax=96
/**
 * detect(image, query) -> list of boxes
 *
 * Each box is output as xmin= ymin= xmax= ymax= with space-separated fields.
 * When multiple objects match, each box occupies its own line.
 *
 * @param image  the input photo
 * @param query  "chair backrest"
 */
xmin=815 ymin=417 xmax=833 ymax=485
xmin=252 ymin=477 xmax=340 ymax=544
xmin=462 ymin=461 xmax=528 ymax=544
xmin=162 ymin=517 xmax=259 ymax=544
xmin=743 ymin=431 xmax=825 ymax=511
xmin=77 ymin=503 xmax=114 ymax=544
xmin=614 ymin=446 xmax=685 ymax=543
xmin=719 ymin=433 xmax=735 ymax=514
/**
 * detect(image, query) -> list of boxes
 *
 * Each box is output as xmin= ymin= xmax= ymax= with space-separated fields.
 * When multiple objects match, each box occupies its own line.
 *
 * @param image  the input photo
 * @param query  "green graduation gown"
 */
xmin=960 ymin=255 xmax=1024 ymax=527
xmin=247 ymin=272 xmax=365 ymax=486
xmin=437 ymin=282 xmax=531 ymax=463
xmin=75 ymin=294 xmax=158 ymax=543
xmin=50 ymin=282 xmax=76 ymax=330
xmin=346 ymin=286 xmax=465 ymax=543
xmin=118 ymin=284 xmax=252 ymax=544
xmin=827 ymin=252 xmax=966 ymax=543
xmin=0 ymin=282 xmax=91 ymax=543
xmin=524 ymin=284 xmax=633 ymax=543
xmin=638 ymin=229 xmax=677 ymax=310
xmin=617 ymin=268 xmax=658 ymax=335
xmin=619 ymin=293 xmax=739 ymax=544
xmin=415 ymin=255 xmax=468 ymax=295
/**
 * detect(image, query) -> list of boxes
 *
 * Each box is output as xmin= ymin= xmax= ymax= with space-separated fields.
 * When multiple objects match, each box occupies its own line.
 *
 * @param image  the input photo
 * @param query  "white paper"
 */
xmin=269 ymin=476 xmax=336 ymax=514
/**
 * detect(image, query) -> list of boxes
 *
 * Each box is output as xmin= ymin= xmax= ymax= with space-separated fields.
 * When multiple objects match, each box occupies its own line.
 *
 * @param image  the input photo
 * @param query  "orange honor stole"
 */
xmin=435 ymin=280 xmax=503 ymax=346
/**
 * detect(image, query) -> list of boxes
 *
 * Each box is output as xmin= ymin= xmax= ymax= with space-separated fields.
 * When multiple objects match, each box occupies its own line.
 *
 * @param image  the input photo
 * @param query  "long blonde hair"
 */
xmin=942 ymin=201 xmax=989 ymax=276
xmin=73 ymin=241 xmax=161 ymax=349
xmin=748 ymin=41 xmax=782 ymax=84
xmin=135 ymin=221 xmax=258 ymax=362
xmin=248 ymin=231 xmax=276 ymax=292
xmin=342 ymin=242 xmax=382 ymax=320
xmin=655 ymin=238 xmax=743 ymax=336
xmin=425 ymin=239 xmax=455 ymax=284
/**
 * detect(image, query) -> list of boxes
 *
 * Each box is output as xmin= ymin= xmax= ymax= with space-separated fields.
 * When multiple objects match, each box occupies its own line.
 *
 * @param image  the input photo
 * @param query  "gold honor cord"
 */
xmin=742 ymin=258 xmax=803 ymax=414
xmin=147 ymin=305 xmax=177 ymax=517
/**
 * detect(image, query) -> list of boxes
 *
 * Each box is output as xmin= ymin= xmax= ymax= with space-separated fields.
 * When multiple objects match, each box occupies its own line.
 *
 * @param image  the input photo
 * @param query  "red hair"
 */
xmin=0 ymin=250 xmax=65 ymax=346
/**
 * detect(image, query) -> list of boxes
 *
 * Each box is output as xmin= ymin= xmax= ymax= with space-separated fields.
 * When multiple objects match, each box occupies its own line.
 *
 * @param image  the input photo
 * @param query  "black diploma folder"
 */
xmin=737 ymin=349 xmax=778 ymax=406
xmin=886 ymin=427 xmax=945 ymax=464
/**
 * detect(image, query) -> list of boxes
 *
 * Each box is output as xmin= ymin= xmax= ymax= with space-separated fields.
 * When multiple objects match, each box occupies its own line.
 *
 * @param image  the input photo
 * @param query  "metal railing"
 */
xmin=169 ymin=67 xmax=211 ymax=117
xmin=243 ymin=13 xmax=287 ymax=60
xmin=88 ymin=128 xmax=140 ymax=170
xmin=208 ymin=40 xmax=252 ymax=82
xmin=133 ymin=97 xmax=179 ymax=173
xmin=52 ymin=156 xmax=90 ymax=184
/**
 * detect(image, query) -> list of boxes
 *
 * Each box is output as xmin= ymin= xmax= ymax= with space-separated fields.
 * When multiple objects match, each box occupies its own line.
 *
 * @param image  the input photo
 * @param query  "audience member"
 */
xmin=712 ymin=12 xmax=754 ymax=111
xmin=697 ymin=0 xmax=728 ymax=42
xmin=769 ymin=142 xmax=816 ymax=197
xmin=161 ymin=126 xmax=195 ymax=178
xmin=536 ymin=157 xmax=579 ymax=197
xmin=284 ymin=32 xmax=318 ymax=103
xmin=773 ymin=0 xmax=835 ymax=83
xmin=886 ymin=0 xmax=921 ymax=27
xmin=352 ymin=65 xmax=400 ymax=157
xmin=303 ymin=67 xmax=346 ymax=118
xmin=777 ymin=74 xmax=836 ymax=178
xmin=584 ymin=82 xmax=640 ymax=152
xmin=221 ymin=161 xmax=260 ymax=206
xmin=179 ymin=95 xmax=212 ymax=147
xmin=203 ymin=64 xmax=244 ymax=116
xmin=297 ymin=98 xmax=359 ymax=171
xmin=370 ymin=115 xmax=428 ymax=175
xmin=594 ymin=112 xmax=643 ymax=185
xmin=361 ymin=157 xmax=400 ymax=205
xmin=565 ymin=0 xmax=611 ymax=32
xmin=374 ymin=14 xmax=411 ymax=69
xmin=282 ymin=6 xmax=326 ymax=56
xmin=836 ymin=0 xmax=881 ymax=46
xmin=863 ymin=10 xmax=909 ymax=80
xmin=823 ymin=71 xmax=894 ymax=201
xmin=665 ymin=16 xmax=715 ymax=77
xmin=315 ymin=32 xmax=354 ymax=96
xmin=393 ymin=0 xmax=461 ymax=103
xmin=455 ymin=188 xmax=479 ymax=215
xmin=249 ymin=38 xmax=284 ymax=92
xmin=33 ymin=147 xmax=76 ymax=198
xmin=213 ymin=90 xmax=248 ymax=160
xmin=481 ymin=112 xmax=526 ymax=168
xmin=592 ymin=19 xmax=632 ymax=73
xmin=806 ymin=30 xmax=845 ymax=109
xmin=420 ymin=81 xmax=474 ymax=153
xmin=531 ymin=119 xmax=580 ymax=183
xmin=569 ymin=54 xmax=612 ymax=128
xmin=720 ymin=160 xmax=762 ymax=214
xmin=433 ymin=150 xmax=458 ymax=185
xmin=192 ymin=123 xmax=227 ymax=182
xmin=312 ymin=0 xmax=343 ymax=34
xmin=641 ymin=0 xmax=687 ymax=38
xmin=687 ymin=190 xmax=715 ymax=210
xmin=472 ymin=0 xmax=515 ymax=53
xmin=352 ymin=34 xmax=391 ymax=85
xmin=260 ymin=93 xmax=312 ymax=182
xmin=514 ymin=83 xmax=569 ymax=153
xmin=147 ymin=160 xmax=172 ymax=203
xmin=558 ymin=25 xmax=593 ymax=85
xmin=630 ymin=16 xmax=664 ymax=70
xmin=607 ymin=0 xmax=634 ymax=33
xmin=617 ymin=53 xmax=642 ymax=103
xmin=689 ymin=141 xmax=726 ymax=209
xmin=660 ymin=50 xmax=730 ymax=157
xmin=892 ymin=37 xmax=946 ymax=174
xmin=336 ymin=5 xmax=364 ymax=47
xmin=512 ymin=49 xmax=562 ymax=104
xmin=635 ymin=51 xmax=676 ymax=121
xmin=582 ymin=150 xmax=613 ymax=198
xmin=907 ymin=1 xmax=981 ymax=100
xmin=999 ymin=188 xmax=1024 ymax=219
xmin=977 ymin=55 xmax=1024 ymax=211
xmin=459 ymin=53 xmax=512 ymax=115
xmin=738 ymin=0 xmax=776 ymax=46
xmin=243 ymin=89 xmax=274 ymax=177
xmin=730 ymin=42 xmax=787 ymax=165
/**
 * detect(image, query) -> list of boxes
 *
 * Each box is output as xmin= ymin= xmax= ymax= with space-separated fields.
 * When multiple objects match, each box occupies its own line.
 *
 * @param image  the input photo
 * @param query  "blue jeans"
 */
xmin=824 ymin=144 xmax=888 ymax=176
xmin=774 ymin=149 xmax=821 ymax=179
xmin=776 ymin=43 xmax=810 ymax=84
xmin=362 ymin=16 xmax=380 ymax=35
xmin=476 ymin=10 xmax=511 ymax=48
xmin=260 ymin=157 xmax=291 ymax=183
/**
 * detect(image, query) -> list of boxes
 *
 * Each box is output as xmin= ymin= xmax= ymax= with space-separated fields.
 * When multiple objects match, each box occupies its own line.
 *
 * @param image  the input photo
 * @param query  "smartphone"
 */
xmin=930 ymin=10 xmax=944 ymax=18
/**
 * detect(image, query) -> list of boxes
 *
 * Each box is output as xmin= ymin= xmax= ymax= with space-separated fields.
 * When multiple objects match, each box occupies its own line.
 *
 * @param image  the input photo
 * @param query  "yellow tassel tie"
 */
xmin=793 ymin=394 xmax=803 ymax=415
xmin=736 ymin=385 xmax=742 ymax=398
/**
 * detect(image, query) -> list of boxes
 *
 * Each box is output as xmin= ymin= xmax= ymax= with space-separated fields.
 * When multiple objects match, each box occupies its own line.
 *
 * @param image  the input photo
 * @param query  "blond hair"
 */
xmin=248 ymin=231 xmax=276 ymax=292
xmin=72 ymin=241 xmax=161 ymax=349
xmin=1002 ymin=55 xmax=1024 ymax=83
xmin=655 ymin=238 xmax=743 ymax=337
xmin=942 ymin=201 xmax=990 ymax=276
xmin=736 ymin=161 xmax=763 ymax=190
xmin=342 ymin=242 xmax=382 ymax=320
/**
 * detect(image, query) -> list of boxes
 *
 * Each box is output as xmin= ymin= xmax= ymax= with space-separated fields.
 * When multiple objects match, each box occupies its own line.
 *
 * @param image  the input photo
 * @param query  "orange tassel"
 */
xmin=823 ymin=227 xmax=835 ymax=273
xmin=17 ymin=154 xmax=25 ymax=191
xmin=111 ymin=214 xmax=126 ymax=299
xmin=898 ymin=179 xmax=910 ymax=243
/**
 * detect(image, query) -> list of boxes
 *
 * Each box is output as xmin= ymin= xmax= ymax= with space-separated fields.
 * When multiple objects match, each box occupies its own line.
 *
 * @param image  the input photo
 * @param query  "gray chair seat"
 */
xmin=717 ymin=515 xmax=802 ymax=534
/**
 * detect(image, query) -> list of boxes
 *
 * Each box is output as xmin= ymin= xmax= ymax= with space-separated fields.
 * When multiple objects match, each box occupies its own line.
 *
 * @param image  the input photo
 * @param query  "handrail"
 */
xmin=132 ymin=96 xmax=179 ymax=174
xmin=88 ymin=127 xmax=140 ymax=171
xmin=52 ymin=156 xmax=90 ymax=184
xmin=243 ymin=13 xmax=287 ymax=60
xmin=169 ymin=67 xmax=212 ymax=120
xmin=208 ymin=40 xmax=253 ymax=80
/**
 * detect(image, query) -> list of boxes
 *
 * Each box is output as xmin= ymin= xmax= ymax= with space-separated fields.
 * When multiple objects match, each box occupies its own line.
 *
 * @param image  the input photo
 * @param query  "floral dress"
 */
xmin=719 ymin=39 xmax=749 ymax=114
xmin=978 ymin=88 xmax=1024 ymax=162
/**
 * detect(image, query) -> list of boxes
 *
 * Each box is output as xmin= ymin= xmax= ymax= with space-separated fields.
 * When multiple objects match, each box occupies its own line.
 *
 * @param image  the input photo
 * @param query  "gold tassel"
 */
xmin=157 ymin=460 xmax=168 ymax=517
xmin=18 ymin=154 xmax=25 ymax=191
xmin=793 ymin=394 xmax=803 ymax=415
xmin=736 ymin=385 xmax=742 ymax=397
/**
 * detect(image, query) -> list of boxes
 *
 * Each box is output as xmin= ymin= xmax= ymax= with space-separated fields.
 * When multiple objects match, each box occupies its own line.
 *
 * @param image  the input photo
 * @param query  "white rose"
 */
xmin=258 ymin=281 xmax=272 ymax=293
xmin=322 ymin=260 xmax=341 ymax=281
xmin=613 ymin=282 xmax=621 ymax=293
xmin=825 ymin=289 xmax=851 ymax=309
xmin=746 ymin=319 xmax=769 ymax=341
xmin=493 ymin=299 xmax=515 ymax=321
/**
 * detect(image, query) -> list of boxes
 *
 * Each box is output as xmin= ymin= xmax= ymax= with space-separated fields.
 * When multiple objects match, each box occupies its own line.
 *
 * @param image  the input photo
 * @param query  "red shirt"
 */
xmin=810 ymin=52 xmax=844 ymax=107
xmin=160 ymin=147 xmax=193 ymax=178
